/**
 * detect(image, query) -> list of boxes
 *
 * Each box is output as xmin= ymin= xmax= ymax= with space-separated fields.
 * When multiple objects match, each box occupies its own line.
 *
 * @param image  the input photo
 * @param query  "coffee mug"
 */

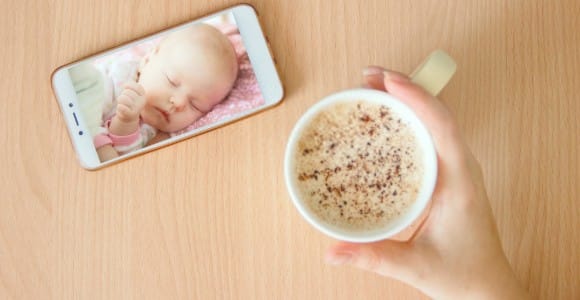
xmin=284 ymin=50 xmax=456 ymax=242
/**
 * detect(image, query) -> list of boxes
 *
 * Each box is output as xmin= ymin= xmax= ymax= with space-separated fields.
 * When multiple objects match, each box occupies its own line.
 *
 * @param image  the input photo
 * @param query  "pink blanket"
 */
xmin=94 ymin=23 xmax=264 ymax=136
xmin=174 ymin=23 xmax=264 ymax=135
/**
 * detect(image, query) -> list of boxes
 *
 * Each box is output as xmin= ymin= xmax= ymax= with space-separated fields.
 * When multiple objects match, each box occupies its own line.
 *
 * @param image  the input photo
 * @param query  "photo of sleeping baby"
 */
xmin=68 ymin=12 xmax=264 ymax=162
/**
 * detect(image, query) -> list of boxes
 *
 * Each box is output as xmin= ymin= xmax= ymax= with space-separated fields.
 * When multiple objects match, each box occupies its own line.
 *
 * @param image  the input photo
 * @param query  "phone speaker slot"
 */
xmin=72 ymin=113 xmax=79 ymax=126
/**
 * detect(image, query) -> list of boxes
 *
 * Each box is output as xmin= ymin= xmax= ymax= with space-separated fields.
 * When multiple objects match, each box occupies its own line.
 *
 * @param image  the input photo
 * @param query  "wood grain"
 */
xmin=1 ymin=0 xmax=578 ymax=299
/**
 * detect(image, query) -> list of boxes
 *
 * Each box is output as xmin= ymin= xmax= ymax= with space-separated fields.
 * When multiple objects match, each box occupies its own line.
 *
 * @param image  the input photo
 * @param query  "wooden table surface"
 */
xmin=1 ymin=0 xmax=578 ymax=299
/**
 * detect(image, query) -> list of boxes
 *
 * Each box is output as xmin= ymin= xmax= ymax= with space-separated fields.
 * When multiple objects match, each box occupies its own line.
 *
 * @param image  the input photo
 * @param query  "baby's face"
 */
xmin=137 ymin=25 xmax=238 ymax=132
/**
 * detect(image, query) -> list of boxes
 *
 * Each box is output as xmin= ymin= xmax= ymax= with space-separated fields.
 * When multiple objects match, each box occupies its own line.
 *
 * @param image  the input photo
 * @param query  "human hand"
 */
xmin=115 ymin=81 xmax=146 ymax=123
xmin=325 ymin=66 xmax=529 ymax=299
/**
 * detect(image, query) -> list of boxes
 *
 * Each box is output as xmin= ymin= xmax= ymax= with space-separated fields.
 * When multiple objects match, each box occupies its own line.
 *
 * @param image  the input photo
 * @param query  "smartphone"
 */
xmin=51 ymin=4 xmax=283 ymax=170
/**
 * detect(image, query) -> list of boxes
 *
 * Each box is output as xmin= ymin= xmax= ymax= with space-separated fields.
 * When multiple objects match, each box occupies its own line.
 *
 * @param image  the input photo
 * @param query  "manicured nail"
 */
xmin=383 ymin=69 xmax=409 ymax=83
xmin=326 ymin=253 xmax=352 ymax=265
xmin=362 ymin=65 xmax=385 ymax=77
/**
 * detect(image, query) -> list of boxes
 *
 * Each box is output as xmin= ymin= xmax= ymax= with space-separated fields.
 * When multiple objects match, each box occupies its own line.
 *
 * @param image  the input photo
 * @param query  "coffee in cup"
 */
xmin=293 ymin=99 xmax=425 ymax=232
xmin=284 ymin=50 xmax=456 ymax=242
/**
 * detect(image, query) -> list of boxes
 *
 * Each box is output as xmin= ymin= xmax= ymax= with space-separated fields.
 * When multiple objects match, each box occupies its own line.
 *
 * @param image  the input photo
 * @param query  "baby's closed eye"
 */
xmin=189 ymin=99 xmax=207 ymax=113
xmin=165 ymin=73 xmax=178 ymax=87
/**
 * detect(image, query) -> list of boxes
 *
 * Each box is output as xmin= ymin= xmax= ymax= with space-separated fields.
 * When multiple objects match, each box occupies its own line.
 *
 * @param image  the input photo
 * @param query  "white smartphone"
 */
xmin=51 ymin=4 xmax=283 ymax=170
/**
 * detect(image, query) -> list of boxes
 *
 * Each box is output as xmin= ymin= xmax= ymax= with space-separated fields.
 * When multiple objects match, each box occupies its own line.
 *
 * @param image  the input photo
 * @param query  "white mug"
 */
xmin=284 ymin=50 xmax=456 ymax=243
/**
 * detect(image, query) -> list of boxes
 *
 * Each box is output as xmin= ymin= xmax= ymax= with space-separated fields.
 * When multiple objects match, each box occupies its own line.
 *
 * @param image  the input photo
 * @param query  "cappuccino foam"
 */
xmin=293 ymin=100 xmax=424 ymax=232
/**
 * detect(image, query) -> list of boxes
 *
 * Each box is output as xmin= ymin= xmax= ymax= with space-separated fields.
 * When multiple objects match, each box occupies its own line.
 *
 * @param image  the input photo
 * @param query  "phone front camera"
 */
xmin=68 ymin=103 xmax=73 ymax=107
xmin=78 ymin=131 xmax=83 ymax=135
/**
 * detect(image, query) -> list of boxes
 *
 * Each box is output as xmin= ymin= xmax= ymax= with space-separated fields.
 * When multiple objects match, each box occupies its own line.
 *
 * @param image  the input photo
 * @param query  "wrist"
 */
xmin=109 ymin=115 xmax=140 ymax=136
xmin=424 ymin=255 xmax=529 ymax=300
xmin=466 ymin=258 xmax=529 ymax=300
xmin=94 ymin=134 xmax=113 ymax=149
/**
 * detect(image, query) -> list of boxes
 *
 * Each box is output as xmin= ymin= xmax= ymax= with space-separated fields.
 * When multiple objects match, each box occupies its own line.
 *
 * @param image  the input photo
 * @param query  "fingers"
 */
xmin=116 ymin=101 xmax=133 ymax=117
xmin=116 ymin=82 xmax=146 ymax=117
xmin=117 ymin=93 xmax=139 ymax=110
xmin=116 ymin=99 xmax=140 ymax=116
xmin=362 ymin=66 xmax=468 ymax=177
xmin=386 ymin=72 xmax=472 ymax=180
xmin=326 ymin=240 xmax=417 ymax=281
xmin=123 ymin=81 xmax=145 ymax=95
xmin=362 ymin=66 xmax=387 ymax=90
xmin=120 ymin=88 xmax=140 ymax=102
xmin=116 ymin=94 xmax=144 ymax=121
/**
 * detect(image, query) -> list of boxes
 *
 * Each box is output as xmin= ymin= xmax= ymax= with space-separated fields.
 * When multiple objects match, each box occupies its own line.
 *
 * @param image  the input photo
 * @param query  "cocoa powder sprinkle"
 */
xmin=293 ymin=101 xmax=424 ymax=231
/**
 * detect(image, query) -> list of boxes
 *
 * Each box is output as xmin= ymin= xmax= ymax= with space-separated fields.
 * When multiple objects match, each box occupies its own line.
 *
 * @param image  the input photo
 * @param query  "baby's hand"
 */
xmin=115 ymin=81 xmax=146 ymax=122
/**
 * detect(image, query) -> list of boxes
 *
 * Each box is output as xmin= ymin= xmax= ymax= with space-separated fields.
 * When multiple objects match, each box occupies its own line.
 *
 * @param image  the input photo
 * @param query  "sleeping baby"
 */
xmin=71 ymin=24 xmax=239 ymax=162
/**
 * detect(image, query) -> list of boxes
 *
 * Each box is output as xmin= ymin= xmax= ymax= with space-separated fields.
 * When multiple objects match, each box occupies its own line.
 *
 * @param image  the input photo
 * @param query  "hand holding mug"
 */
xmin=324 ymin=67 xmax=529 ymax=299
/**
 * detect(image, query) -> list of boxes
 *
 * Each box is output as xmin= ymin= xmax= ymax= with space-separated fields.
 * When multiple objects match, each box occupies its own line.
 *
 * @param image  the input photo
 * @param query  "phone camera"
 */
xmin=68 ymin=103 xmax=73 ymax=107
xmin=78 ymin=131 xmax=83 ymax=135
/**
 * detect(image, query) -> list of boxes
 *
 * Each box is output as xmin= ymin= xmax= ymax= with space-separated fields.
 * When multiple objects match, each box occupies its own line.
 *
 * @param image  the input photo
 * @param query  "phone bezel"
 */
xmin=51 ymin=4 xmax=283 ymax=170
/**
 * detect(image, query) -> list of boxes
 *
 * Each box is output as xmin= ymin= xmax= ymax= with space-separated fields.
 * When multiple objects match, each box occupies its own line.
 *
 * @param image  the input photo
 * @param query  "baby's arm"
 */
xmin=96 ymin=144 xmax=119 ymax=162
xmin=109 ymin=81 xmax=146 ymax=136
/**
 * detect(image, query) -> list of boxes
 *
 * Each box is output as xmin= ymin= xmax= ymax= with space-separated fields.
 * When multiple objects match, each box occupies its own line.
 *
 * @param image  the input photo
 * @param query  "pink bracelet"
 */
xmin=104 ymin=119 xmax=141 ymax=146
xmin=108 ymin=130 xmax=140 ymax=146
xmin=93 ymin=134 xmax=113 ymax=149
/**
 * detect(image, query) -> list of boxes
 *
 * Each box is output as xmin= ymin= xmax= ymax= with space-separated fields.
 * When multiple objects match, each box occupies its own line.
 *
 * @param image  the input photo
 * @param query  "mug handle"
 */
xmin=409 ymin=50 xmax=457 ymax=96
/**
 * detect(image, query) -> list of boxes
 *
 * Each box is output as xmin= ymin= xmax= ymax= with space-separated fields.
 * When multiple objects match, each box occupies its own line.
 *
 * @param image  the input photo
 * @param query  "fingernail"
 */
xmin=383 ymin=69 xmax=409 ymax=83
xmin=326 ymin=253 xmax=352 ymax=265
xmin=362 ymin=65 xmax=385 ymax=77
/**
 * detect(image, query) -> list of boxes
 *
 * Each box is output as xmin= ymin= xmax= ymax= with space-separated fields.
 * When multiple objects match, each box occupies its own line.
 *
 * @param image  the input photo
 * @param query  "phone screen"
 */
xmin=67 ymin=11 xmax=267 ymax=163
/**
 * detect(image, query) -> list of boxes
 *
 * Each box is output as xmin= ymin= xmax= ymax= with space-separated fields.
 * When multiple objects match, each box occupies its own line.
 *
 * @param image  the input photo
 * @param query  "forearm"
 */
xmin=96 ymin=144 xmax=119 ymax=162
xmin=474 ymin=263 xmax=529 ymax=300
xmin=457 ymin=258 xmax=529 ymax=300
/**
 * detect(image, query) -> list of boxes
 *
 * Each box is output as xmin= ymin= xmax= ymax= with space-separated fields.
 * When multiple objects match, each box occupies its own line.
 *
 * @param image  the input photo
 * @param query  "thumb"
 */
xmin=326 ymin=240 xmax=418 ymax=280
